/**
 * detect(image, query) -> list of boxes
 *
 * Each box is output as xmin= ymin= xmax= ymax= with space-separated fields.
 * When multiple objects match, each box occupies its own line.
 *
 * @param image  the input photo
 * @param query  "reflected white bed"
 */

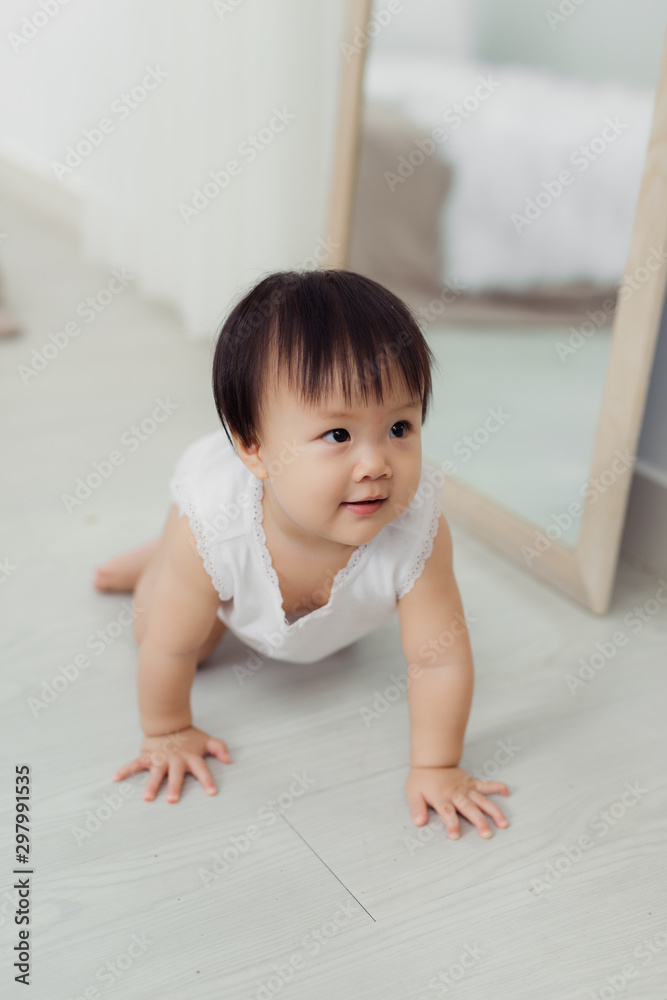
xmin=351 ymin=52 xmax=654 ymax=320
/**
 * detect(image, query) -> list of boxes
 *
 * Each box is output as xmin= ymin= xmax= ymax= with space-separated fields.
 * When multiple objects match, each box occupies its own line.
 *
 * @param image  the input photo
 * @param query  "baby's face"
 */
xmin=234 ymin=374 xmax=424 ymax=552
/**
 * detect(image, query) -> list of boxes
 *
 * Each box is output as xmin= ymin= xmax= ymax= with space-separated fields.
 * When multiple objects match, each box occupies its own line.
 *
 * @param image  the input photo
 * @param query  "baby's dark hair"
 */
xmin=212 ymin=269 xmax=439 ymax=450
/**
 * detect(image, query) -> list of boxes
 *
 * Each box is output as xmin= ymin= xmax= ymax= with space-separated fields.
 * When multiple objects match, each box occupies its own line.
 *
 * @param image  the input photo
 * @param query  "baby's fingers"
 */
xmin=166 ymin=759 xmax=186 ymax=804
xmin=469 ymin=790 xmax=509 ymax=829
xmin=112 ymin=757 xmax=149 ymax=782
xmin=187 ymin=755 xmax=218 ymax=796
xmin=453 ymin=795 xmax=494 ymax=839
xmin=474 ymin=781 xmax=510 ymax=796
xmin=433 ymin=802 xmax=461 ymax=840
xmin=205 ymin=738 xmax=232 ymax=764
xmin=143 ymin=762 xmax=168 ymax=801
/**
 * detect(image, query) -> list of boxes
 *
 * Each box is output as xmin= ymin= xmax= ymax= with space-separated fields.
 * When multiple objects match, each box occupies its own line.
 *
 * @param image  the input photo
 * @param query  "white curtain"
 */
xmin=0 ymin=0 xmax=347 ymax=338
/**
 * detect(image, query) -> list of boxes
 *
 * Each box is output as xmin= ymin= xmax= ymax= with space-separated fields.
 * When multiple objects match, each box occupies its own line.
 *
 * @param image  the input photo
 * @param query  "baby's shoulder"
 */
xmin=169 ymin=429 xmax=256 ymax=545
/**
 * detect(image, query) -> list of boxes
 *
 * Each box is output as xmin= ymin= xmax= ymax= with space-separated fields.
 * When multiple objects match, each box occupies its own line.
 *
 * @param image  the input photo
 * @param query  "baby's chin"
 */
xmin=291 ymin=509 xmax=384 ymax=549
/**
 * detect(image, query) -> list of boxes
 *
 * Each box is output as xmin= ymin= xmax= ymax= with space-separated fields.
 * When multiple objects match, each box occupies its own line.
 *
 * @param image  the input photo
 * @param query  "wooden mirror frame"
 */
xmin=326 ymin=1 xmax=667 ymax=614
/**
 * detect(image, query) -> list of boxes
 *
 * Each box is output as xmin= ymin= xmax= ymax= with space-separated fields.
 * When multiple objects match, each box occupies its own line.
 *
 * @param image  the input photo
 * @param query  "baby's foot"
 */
xmin=93 ymin=540 xmax=159 ymax=593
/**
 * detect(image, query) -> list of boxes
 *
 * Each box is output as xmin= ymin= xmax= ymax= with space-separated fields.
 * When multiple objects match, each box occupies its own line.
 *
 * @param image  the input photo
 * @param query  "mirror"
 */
xmin=327 ymin=0 xmax=667 ymax=613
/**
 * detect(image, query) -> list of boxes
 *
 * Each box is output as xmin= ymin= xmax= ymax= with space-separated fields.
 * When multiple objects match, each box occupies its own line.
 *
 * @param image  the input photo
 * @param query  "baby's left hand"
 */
xmin=406 ymin=765 xmax=511 ymax=840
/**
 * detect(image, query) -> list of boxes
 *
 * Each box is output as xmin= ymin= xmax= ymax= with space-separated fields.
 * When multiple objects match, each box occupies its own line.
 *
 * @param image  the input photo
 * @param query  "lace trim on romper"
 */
xmin=395 ymin=495 xmax=442 ymax=601
xmin=248 ymin=473 xmax=371 ymax=629
xmin=170 ymin=478 xmax=233 ymax=602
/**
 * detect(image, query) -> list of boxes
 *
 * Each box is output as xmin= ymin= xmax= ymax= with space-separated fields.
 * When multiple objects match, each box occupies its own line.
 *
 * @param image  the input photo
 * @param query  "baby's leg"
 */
xmin=105 ymin=505 xmax=227 ymax=664
xmin=94 ymin=540 xmax=160 ymax=592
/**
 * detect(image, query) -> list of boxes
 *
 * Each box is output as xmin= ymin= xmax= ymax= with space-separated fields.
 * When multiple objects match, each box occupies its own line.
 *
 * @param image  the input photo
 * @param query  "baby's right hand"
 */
xmin=112 ymin=725 xmax=232 ymax=803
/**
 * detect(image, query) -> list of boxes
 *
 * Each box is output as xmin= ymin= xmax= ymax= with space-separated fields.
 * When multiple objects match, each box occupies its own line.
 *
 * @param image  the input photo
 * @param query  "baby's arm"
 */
xmin=113 ymin=513 xmax=232 ymax=802
xmin=398 ymin=514 xmax=511 ymax=840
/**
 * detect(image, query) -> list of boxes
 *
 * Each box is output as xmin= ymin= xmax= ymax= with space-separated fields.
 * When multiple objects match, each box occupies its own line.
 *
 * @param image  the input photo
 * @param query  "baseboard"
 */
xmin=620 ymin=459 xmax=667 ymax=577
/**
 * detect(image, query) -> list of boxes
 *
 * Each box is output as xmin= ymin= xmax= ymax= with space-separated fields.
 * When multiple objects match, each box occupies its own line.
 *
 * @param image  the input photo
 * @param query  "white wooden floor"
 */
xmin=1 ymin=190 xmax=666 ymax=1000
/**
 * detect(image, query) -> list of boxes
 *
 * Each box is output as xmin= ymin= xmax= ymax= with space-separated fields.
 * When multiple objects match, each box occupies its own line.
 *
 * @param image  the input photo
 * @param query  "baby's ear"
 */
xmin=231 ymin=434 xmax=269 ymax=479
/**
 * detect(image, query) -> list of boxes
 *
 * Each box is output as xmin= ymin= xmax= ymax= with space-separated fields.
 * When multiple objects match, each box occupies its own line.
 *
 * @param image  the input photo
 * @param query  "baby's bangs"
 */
xmin=267 ymin=271 xmax=434 ymax=420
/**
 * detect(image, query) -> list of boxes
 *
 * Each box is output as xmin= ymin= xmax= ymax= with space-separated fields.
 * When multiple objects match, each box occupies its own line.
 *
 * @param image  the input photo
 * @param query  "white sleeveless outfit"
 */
xmin=168 ymin=430 xmax=443 ymax=664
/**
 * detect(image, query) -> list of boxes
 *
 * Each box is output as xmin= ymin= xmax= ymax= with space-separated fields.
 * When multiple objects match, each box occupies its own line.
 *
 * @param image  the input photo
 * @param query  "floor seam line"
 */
xmin=279 ymin=813 xmax=377 ymax=923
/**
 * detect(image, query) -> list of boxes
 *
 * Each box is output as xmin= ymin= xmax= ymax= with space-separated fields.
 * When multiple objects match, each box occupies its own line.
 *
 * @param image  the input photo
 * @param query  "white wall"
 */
xmin=472 ymin=0 xmax=667 ymax=87
xmin=372 ymin=0 xmax=667 ymax=87
xmin=0 ymin=0 xmax=345 ymax=337
xmin=370 ymin=0 xmax=475 ymax=57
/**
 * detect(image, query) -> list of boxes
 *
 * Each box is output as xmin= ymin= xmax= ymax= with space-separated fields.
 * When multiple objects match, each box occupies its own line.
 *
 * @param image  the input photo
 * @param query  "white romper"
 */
xmin=169 ymin=429 xmax=444 ymax=664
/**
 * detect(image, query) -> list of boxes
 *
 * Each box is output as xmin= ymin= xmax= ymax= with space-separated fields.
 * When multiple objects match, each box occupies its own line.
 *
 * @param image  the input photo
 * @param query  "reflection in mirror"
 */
xmin=349 ymin=0 xmax=667 ymax=548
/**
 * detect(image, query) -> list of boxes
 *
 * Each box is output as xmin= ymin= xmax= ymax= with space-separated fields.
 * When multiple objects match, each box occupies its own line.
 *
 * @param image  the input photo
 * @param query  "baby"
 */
xmin=95 ymin=269 xmax=510 ymax=840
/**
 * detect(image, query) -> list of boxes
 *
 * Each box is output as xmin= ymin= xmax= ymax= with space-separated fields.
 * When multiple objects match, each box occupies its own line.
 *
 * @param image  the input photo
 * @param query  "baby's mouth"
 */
xmin=341 ymin=497 xmax=387 ymax=508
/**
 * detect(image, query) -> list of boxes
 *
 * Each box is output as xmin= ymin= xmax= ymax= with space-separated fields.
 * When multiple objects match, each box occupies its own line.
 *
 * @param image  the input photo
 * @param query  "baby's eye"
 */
xmin=321 ymin=428 xmax=350 ymax=444
xmin=390 ymin=420 xmax=412 ymax=438
xmin=322 ymin=422 xmax=412 ymax=444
